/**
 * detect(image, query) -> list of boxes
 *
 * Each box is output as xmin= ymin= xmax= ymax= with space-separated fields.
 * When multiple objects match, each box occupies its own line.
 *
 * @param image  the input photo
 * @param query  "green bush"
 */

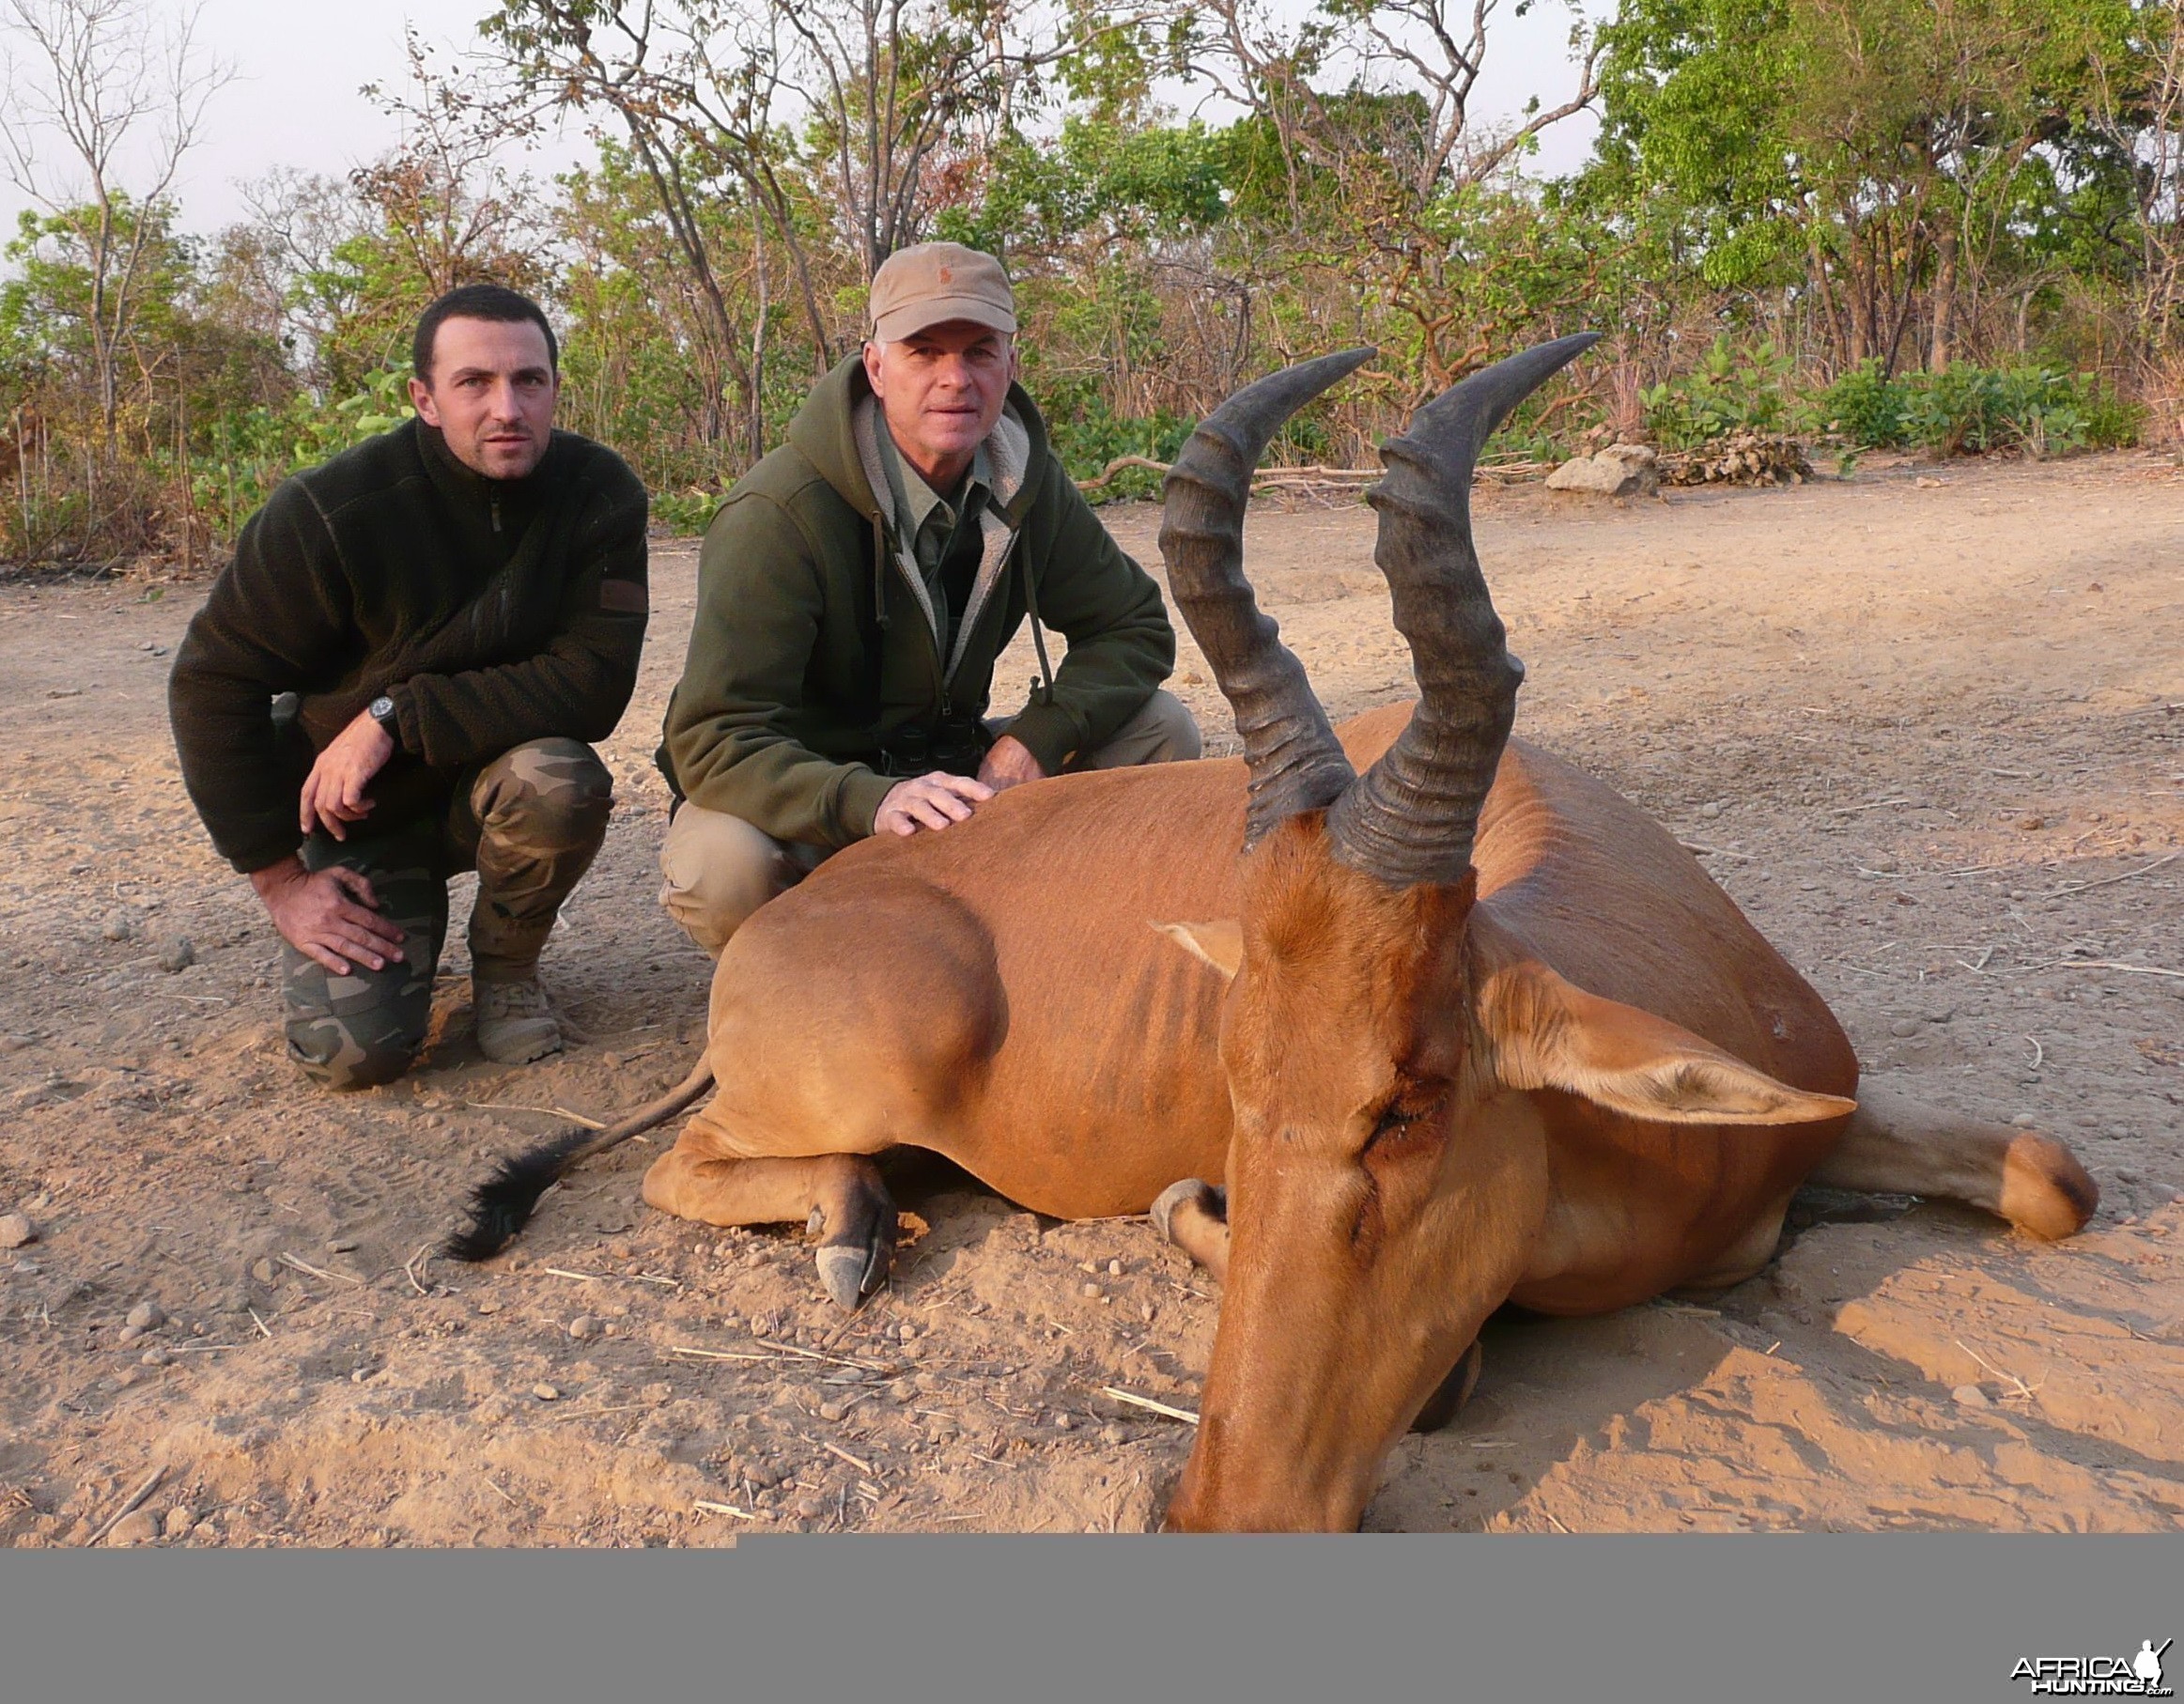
xmin=1817 ymin=360 xmax=1911 ymax=447
xmin=189 ymin=366 xmax=414 ymax=541
xmin=1818 ymin=363 xmax=2142 ymax=457
xmin=1640 ymin=336 xmax=1790 ymax=448
xmin=1037 ymin=380 xmax=1193 ymax=503
xmin=1913 ymin=365 xmax=2140 ymax=457
xmin=651 ymin=488 xmax=725 ymax=534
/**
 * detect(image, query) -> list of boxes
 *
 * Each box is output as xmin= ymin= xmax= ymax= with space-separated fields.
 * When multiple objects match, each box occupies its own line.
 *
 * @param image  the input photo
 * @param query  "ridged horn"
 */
xmin=1325 ymin=333 xmax=1601 ymax=888
xmin=1160 ymin=347 xmax=1377 ymax=846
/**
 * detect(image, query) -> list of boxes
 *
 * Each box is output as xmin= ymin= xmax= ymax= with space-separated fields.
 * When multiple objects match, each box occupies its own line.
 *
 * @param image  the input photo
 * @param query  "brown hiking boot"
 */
xmin=473 ymin=977 xmax=563 ymax=1064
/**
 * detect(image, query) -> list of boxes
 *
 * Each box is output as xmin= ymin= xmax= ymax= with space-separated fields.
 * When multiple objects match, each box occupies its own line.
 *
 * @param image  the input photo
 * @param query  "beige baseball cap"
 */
xmin=868 ymin=242 xmax=1016 ymax=342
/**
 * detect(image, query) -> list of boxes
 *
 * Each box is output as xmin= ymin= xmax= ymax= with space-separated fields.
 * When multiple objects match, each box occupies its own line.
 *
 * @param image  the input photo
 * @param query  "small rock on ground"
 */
xmin=105 ymin=1510 xmax=161 ymax=1547
xmin=532 ymin=1383 xmax=561 ymax=1402
xmin=157 ymin=937 xmax=195 ymax=973
xmin=126 ymin=1300 xmax=164 ymax=1331
xmin=0 ymin=1213 xmax=36 ymax=1249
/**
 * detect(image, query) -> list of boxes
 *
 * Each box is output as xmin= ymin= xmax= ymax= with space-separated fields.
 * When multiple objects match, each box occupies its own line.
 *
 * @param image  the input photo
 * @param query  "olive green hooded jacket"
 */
xmin=658 ymin=355 xmax=1176 ymax=849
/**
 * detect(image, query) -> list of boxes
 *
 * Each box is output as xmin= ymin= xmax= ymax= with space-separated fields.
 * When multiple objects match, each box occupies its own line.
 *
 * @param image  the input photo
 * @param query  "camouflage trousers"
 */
xmin=283 ymin=737 xmax=613 ymax=1091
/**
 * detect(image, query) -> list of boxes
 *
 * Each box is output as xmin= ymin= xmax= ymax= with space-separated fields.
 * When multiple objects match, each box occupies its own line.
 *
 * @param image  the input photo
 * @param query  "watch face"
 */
xmin=370 ymin=696 xmax=396 ymax=722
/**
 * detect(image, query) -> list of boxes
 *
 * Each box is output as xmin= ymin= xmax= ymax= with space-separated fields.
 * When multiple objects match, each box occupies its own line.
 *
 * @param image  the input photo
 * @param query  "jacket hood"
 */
xmin=786 ymin=352 xmax=1052 ymax=529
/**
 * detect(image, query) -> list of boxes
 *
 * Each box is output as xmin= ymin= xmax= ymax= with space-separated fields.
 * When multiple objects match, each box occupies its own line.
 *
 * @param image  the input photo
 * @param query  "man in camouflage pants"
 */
xmin=278 ymin=737 xmax=614 ymax=1085
xmin=170 ymin=285 xmax=648 ymax=1088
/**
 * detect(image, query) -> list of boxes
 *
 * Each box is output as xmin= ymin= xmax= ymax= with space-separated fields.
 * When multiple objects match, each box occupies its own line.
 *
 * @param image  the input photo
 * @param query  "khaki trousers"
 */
xmin=659 ymin=689 xmax=1201 ymax=957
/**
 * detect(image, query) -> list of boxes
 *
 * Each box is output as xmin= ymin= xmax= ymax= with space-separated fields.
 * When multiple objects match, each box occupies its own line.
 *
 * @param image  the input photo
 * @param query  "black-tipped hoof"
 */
xmin=1410 ymin=1339 xmax=1485 ymax=1433
xmin=1151 ymin=1178 xmax=1225 ymax=1245
xmin=813 ymin=1185 xmax=897 ymax=1311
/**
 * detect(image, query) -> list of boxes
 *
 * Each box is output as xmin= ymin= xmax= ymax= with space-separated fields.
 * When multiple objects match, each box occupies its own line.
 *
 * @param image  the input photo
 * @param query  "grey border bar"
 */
xmin=4 ymin=1536 xmax=2177 ymax=1703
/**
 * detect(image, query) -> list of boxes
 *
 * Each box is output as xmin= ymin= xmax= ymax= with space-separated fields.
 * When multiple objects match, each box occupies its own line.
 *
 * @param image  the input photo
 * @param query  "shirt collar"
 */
xmin=875 ymin=424 xmax=989 ymax=543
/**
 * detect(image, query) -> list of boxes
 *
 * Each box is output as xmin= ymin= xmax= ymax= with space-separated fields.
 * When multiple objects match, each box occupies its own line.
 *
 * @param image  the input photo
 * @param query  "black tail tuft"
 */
xmin=441 ymin=1128 xmax=596 ymax=1262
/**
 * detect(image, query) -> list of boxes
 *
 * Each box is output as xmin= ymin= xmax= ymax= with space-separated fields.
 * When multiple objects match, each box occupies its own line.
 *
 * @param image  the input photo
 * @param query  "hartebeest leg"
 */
xmin=642 ymin=1139 xmax=898 ymax=1309
xmin=1809 ymin=1081 xmax=2099 ymax=1240
xmin=1151 ymin=1178 xmax=1230 ymax=1281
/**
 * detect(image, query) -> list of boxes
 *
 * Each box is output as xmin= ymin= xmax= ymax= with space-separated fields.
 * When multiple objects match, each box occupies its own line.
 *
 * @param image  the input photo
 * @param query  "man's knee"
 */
xmin=659 ymin=805 xmax=823 ymax=957
xmin=283 ymin=937 xmax=434 ymax=1091
xmin=473 ymin=738 xmax=614 ymax=855
xmin=1082 ymin=689 xmax=1202 ymax=770
xmin=284 ymin=991 xmax=428 ymax=1090
xmin=289 ymin=1023 xmax=419 ymax=1090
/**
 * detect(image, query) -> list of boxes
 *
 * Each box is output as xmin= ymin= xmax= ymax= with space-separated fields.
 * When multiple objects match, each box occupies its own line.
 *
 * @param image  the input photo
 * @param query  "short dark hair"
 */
xmin=411 ymin=284 xmax=559 ymax=381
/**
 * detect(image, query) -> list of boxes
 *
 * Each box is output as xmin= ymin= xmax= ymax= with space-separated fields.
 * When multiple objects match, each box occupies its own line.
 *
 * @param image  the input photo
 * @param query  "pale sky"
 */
xmin=1 ymin=0 xmax=1605 ymax=240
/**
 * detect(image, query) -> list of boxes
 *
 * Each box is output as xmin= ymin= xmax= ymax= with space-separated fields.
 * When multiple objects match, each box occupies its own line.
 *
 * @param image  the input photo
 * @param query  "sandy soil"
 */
xmin=3 ymin=449 xmax=2181 ymax=1545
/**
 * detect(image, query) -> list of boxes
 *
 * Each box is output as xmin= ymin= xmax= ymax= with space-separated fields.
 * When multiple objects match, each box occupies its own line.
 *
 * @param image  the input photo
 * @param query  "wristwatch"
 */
xmin=367 ymin=694 xmax=400 ymax=739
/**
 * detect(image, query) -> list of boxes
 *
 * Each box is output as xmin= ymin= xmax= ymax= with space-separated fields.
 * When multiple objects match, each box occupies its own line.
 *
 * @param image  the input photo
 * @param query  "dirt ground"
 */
xmin=3 ymin=447 xmax=2182 ymax=1544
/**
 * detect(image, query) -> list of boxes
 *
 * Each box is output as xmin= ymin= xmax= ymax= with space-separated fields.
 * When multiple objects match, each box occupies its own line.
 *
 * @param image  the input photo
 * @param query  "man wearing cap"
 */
xmin=657 ymin=241 xmax=1200 ymax=955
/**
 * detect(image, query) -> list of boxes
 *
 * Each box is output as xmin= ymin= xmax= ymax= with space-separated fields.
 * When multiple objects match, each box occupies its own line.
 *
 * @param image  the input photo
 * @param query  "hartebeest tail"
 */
xmin=441 ymin=1058 xmax=715 ymax=1261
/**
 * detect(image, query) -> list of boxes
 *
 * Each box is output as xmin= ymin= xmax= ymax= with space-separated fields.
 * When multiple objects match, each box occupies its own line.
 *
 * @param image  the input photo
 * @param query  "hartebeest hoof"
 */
xmin=1409 ymin=1339 xmax=1484 ymax=1433
xmin=811 ymin=1182 xmax=898 ymax=1310
xmin=1152 ymin=1178 xmax=1231 ymax=1279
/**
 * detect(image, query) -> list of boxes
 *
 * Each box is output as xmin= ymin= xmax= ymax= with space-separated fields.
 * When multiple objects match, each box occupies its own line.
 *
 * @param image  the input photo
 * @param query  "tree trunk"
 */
xmin=1928 ymin=225 xmax=1958 ymax=373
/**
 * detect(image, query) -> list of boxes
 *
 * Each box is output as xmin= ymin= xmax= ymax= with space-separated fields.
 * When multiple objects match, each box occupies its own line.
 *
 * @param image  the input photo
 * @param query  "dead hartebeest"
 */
xmin=449 ymin=336 xmax=2097 ymax=1532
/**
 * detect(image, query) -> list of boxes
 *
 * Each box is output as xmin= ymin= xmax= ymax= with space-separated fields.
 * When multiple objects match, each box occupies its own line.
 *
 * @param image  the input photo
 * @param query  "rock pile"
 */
xmin=1660 ymin=431 xmax=1813 ymax=487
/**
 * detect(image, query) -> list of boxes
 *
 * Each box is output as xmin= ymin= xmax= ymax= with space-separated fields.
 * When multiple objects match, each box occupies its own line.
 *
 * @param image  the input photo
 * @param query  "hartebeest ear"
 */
xmin=1154 ymin=920 xmax=1244 ymax=982
xmin=1476 ymin=955 xmax=1856 ymax=1126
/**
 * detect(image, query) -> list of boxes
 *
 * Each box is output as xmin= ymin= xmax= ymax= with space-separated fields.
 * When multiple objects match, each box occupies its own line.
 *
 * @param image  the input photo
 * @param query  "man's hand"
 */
xmin=976 ymin=734 xmax=1046 ymax=795
xmin=875 ymin=771 xmax=994 ymax=837
xmin=250 ymin=856 xmax=407 ymax=976
xmin=300 ymin=709 xmax=396 ymax=840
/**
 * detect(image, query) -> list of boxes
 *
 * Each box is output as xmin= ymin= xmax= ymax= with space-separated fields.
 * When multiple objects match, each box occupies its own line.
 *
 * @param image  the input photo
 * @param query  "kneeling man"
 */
xmin=170 ymin=284 xmax=649 ymax=1086
xmin=658 ymin=241 xmax=1199 ymax=953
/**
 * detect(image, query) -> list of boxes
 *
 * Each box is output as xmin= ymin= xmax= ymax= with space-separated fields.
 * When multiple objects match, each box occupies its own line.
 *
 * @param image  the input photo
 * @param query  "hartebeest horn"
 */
xmin=1161 ymin=348 xmax=1376 ymax=846
xmin=1325 ymin=333 xmax=1601 ymax=889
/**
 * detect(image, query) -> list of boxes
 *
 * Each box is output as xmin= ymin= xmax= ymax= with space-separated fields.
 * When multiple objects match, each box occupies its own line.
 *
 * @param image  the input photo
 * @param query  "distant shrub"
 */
xmin=1819 ymin=363 xmax=2141 ymax=457
xmin=1039 ymin=382 xmax=1193 ymax=503
xmin=1640 ymin=336 xmax=1791 ymax=449
xmin=1817 ymin=361 xmax=1912 ymax=448
xmin=189 ymin=366 xmax=415 ymax=542
xmin=650 ymin=488 xmax=725 ymax=535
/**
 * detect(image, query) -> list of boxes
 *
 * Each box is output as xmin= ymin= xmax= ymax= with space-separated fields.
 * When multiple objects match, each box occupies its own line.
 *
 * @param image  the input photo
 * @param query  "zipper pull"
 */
xmin=491 ymin=496 xmax=502 ymax=534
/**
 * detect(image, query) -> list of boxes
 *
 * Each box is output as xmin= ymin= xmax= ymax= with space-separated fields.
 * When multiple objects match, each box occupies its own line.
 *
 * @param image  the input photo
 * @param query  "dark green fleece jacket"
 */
xmin=658 ymin=355 xmax=1175 ymax=850
xmin=169 ymin=418 xmax=649 ymax=874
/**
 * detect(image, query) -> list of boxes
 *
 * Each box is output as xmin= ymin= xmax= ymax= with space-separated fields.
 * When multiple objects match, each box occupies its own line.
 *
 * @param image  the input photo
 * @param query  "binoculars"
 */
xmin=877 ymin=715 xmax=990 ymax=779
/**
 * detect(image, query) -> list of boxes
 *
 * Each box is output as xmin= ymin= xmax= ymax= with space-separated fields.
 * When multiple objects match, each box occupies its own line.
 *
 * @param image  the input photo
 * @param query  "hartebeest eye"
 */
xmin=1349 ymin=1085 xmax=1448 ymax=1252
xmin=1361 ymin=1083 xmax=1448 ymax=1157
